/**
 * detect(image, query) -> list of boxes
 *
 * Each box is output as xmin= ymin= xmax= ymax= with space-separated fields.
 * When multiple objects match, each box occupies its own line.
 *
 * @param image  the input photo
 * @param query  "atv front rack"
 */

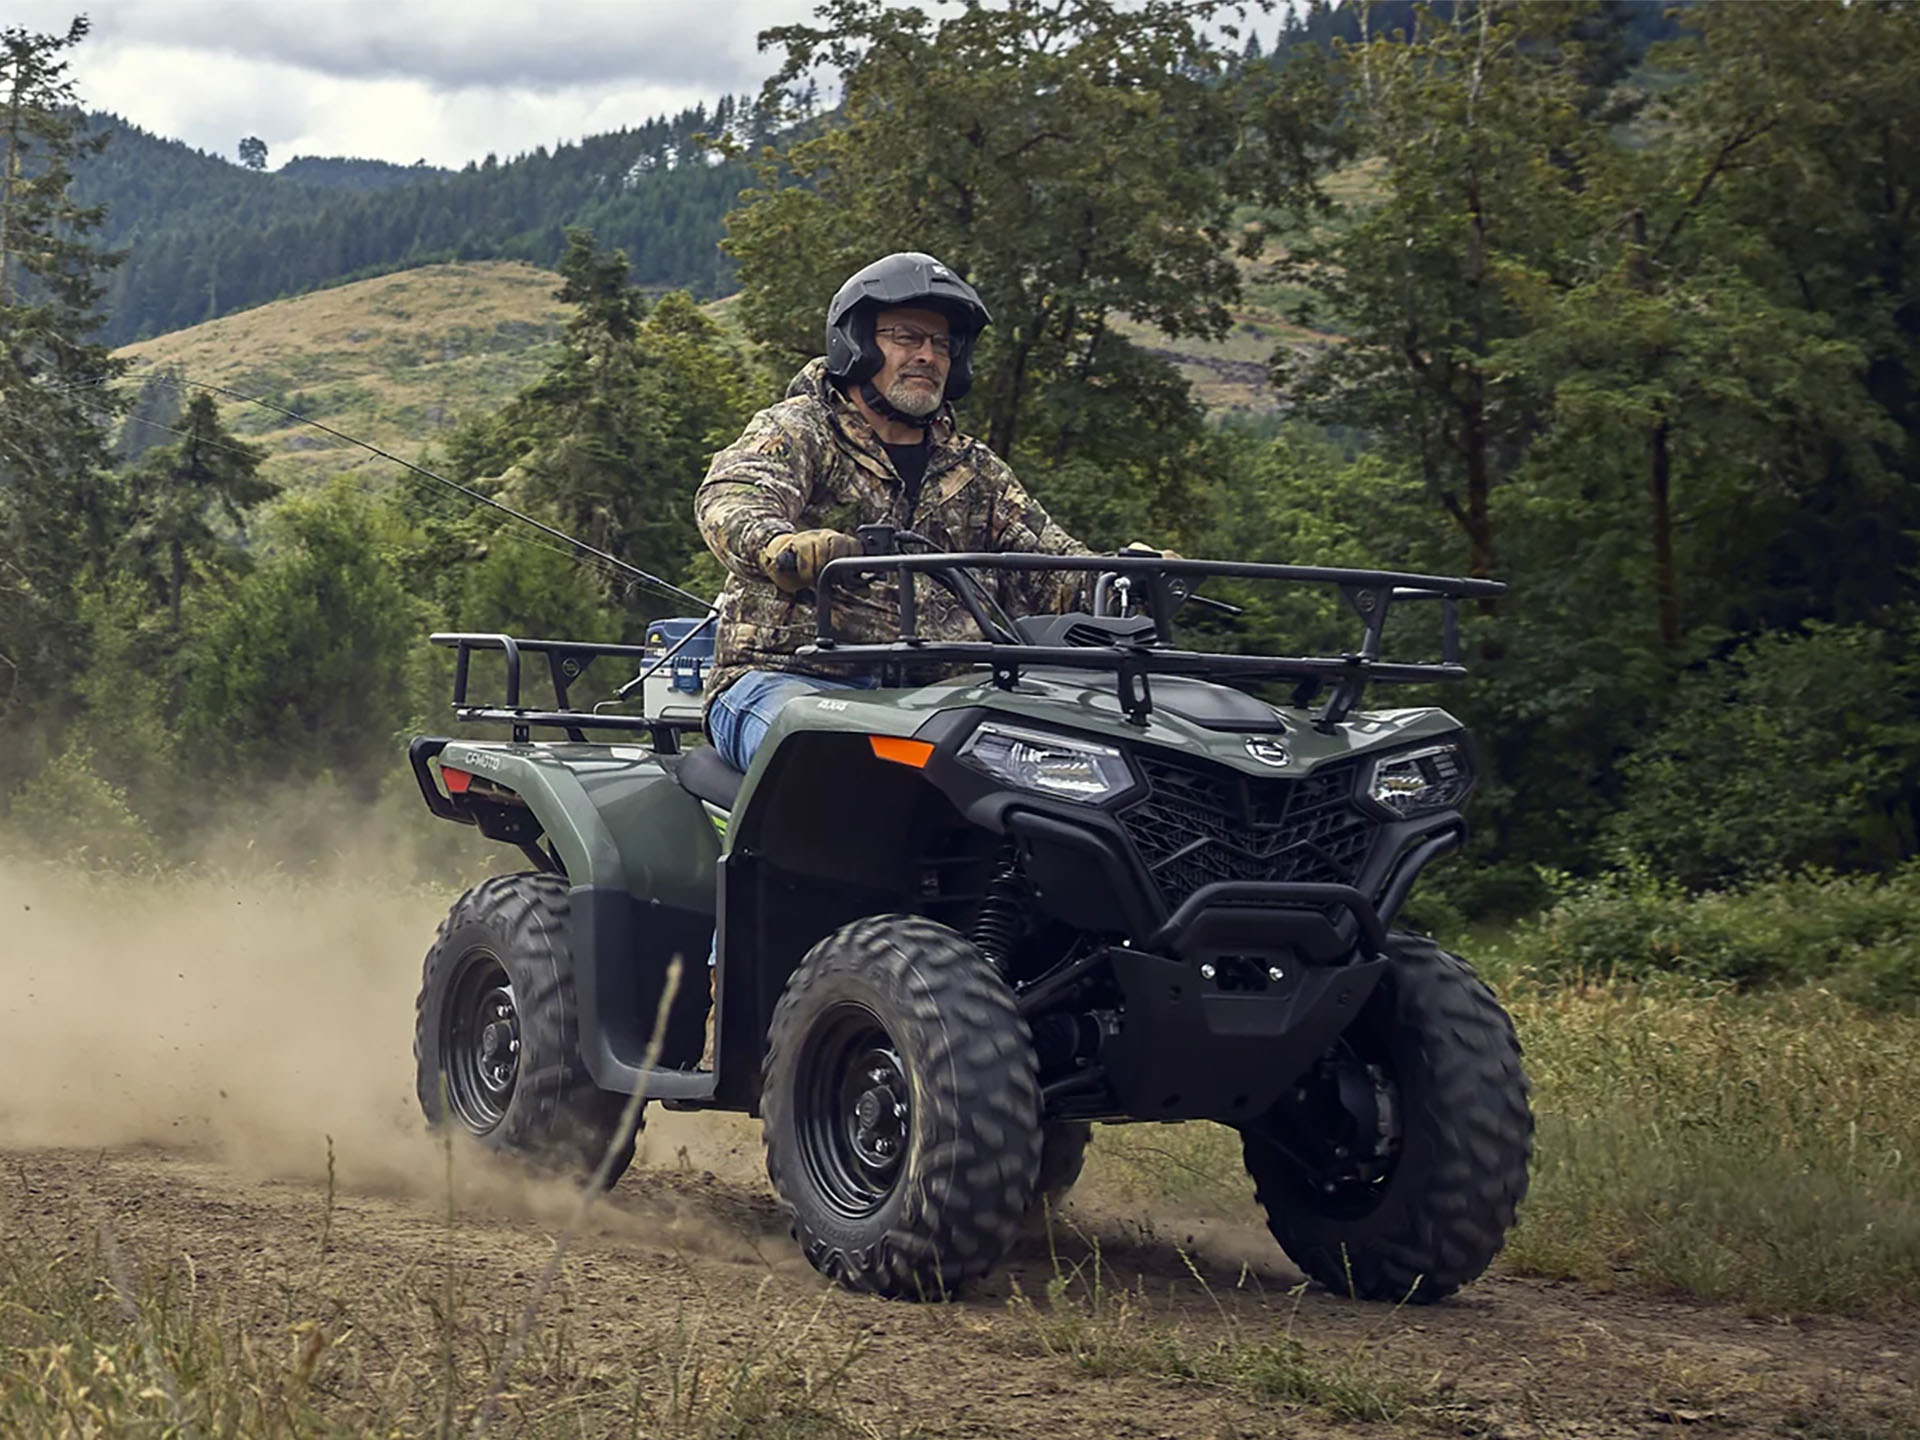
xmin=802 ymin=551 xmax=1506 ymax=727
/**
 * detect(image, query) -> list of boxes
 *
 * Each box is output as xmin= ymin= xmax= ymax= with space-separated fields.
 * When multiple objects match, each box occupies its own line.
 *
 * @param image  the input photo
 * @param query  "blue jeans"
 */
xmin=706 ymin=669 xmax=876 ymax=773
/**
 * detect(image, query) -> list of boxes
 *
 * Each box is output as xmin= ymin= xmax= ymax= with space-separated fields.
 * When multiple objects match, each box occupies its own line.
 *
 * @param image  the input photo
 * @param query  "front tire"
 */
xmin=1241 ymin=934 xmax=1532 ymax=1303
xmin=414 ymin=873 xmax=640 ymax=1185
xmin=1034 ymin=1121 xmax=1092 ymax=1214
xmin=762 ymin=915 xmax=1042 ymax=1299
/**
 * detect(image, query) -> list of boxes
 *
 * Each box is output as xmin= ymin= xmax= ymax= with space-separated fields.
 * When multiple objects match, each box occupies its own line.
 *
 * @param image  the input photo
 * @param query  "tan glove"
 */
xmin=1119 ymin=540 xmax=1182 ymax=560
xmin=761 ymin=528 xmax=860 ymax=594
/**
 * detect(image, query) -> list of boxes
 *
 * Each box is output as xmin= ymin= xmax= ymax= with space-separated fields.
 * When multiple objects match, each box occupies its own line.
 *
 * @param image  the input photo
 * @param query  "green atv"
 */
xmin=409 ymin=530 xmax=1532 ymax=1302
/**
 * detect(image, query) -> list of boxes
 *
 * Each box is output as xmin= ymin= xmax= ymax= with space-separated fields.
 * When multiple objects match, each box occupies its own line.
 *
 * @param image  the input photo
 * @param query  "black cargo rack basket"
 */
xmin=427 ymin=550 xmax=1503 ymax=743
xmin=428 ymin=624 xmax=714 ymax=748
xmin=799 ymin=547 xmax=1506 ymax=729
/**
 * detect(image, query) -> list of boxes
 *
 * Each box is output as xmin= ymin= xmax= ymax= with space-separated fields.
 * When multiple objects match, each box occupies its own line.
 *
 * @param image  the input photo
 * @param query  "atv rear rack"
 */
xmin=430 ymin=631 xmax=704 ymax=746
xmin=802 ymin=551 xmax=1506 ymax=727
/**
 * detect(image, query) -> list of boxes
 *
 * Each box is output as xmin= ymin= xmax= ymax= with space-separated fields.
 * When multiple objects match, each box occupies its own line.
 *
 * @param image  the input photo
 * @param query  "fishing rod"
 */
xmin=88 ymin=369 xmax=715 ymax=615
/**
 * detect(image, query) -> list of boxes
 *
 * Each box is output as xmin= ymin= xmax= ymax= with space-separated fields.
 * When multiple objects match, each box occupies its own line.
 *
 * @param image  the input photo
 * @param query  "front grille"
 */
xmin=1118 ymin=752 xmax=1379 ymax=910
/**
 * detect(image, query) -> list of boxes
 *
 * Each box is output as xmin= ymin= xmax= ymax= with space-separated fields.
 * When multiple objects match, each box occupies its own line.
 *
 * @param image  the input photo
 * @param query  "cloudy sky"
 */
xmin=16 ymin=1 xmax=829 ymax=170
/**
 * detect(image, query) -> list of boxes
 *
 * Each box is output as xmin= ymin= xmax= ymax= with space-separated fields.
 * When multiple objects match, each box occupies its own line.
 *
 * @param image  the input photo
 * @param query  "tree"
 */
xmin=72 ymin=104 xmax=753 ymax=345
xmin=723 ymin=0 xmax=1335 ymax=483
xmin=0 ymin=18 xmax=124 ymax=790
xmin=1668 ymin=0 xmax=1920 ymax=630
xmin=178 ymin=484 xmax=421 ymax=790
xmin=1607 ymin=625 xmax=1920 ymax=886
xmin=113 ymin=363 xmax=186 ymax=467
xmin=1278 ymin=2 xmax=1601 ymax=584
xmin=1259 ymin=1 xmax=1920 ymax=906
xmin=444 ymin=229 xmax=759 ymax=613
xmin=120 ymin=392 xmax=278 ymax=631
xmin=237 ymin=134 xmax=267 ymax=170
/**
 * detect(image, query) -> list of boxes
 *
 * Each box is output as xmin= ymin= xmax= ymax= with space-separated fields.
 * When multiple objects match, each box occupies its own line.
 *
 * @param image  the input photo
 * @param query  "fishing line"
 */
xmin=76 ymin=395 xmax=646 ymax=591
xmin=79 ymin=369 xmax=713 ymax=613
xmin=75 ymin=402 xmax=274 ymax=465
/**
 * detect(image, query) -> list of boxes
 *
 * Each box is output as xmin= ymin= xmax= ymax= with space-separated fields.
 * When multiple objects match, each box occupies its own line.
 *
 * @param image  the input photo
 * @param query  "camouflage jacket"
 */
xmin=695 ymin=358 xmax=1090 ymax=699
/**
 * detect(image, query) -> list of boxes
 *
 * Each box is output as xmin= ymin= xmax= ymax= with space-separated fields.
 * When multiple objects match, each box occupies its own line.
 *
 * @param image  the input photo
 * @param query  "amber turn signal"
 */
xmin=869 ymin=736 xmax=934 ymax=768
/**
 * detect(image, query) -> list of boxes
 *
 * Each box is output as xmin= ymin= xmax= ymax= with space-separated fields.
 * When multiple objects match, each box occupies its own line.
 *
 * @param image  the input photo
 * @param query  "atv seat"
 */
xmin=674 ymin=744 xmax=744 ymax=811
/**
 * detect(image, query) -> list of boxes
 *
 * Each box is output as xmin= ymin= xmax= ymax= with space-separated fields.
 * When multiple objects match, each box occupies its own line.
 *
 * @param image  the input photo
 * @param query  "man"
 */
xmin=695 ymin=251 xmax=1103 ymax=772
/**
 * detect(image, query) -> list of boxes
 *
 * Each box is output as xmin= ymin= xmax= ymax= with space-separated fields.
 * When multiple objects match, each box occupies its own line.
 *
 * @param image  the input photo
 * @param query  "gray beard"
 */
xmin=885 ymin=372 xmax=944 ymax=417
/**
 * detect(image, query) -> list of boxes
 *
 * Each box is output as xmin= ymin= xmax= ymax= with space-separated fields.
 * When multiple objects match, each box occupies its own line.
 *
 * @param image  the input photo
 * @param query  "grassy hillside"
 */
xmin=1110 ymin=162 xmax=1382 ymax=415
xmin=1110 ymin=286 xmax=1322 ymax=416
xmin=116 ymin=262 xmax=577 ymax=486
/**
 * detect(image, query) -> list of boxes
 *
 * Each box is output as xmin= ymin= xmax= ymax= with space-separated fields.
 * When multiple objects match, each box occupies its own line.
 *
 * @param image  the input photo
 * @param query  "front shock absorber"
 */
xmin=969 ymin=842 xmax=1032 ymax=968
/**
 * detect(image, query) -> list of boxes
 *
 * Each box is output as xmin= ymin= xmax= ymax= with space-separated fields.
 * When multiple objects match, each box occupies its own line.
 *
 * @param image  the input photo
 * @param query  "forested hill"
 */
xmin=1270 ymin=0 xmax=1686 ymax=55
xmin=70 ymin=102 xmax=757 ymax=346
xmin=68 ymin=8 xmax=1686 ymax=353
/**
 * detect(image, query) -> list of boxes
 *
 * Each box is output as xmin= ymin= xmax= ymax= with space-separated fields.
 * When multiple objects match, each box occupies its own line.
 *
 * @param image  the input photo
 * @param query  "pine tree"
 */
xmin=121 ymin=392 xmax=278 ymax=631
xmin=443 ymin=229 xmax=756 ymax=611
xmin=113 ymin=363 xmax=186 ymax=467
xmin=0 ymin=18 xmax=124 ymax=781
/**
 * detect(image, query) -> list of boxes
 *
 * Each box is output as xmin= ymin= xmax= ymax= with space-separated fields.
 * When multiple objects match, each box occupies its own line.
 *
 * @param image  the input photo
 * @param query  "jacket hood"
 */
xmin=785 ymin=356 xmax=832 ymax=401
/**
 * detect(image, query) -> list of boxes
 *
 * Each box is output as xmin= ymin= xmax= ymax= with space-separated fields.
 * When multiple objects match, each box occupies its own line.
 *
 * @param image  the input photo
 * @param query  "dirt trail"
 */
xmin=10 ymin=1143 xmax=1914 ymax=1439
xmin=3 ymin=861 xmax=1915 ymax=1437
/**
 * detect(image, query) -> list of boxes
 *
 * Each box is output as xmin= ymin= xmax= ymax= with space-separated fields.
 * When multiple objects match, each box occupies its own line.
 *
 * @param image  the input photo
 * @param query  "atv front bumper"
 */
xmin=1043 ymin=880 xmax=1400 ymax=1123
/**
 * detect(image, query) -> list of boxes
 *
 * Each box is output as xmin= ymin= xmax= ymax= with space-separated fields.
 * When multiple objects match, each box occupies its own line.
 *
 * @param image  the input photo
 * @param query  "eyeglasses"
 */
xmin=874 ymin=325 xmax=956 ymax=357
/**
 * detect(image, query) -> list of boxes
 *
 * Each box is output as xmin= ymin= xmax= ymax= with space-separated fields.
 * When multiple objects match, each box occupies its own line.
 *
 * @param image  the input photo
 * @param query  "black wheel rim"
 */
xmin=1259 ymin=1040 xmax=1403 ymax=1220
xmin=443 ymin=948 xmax=520 ymax=1134
xmin=795 ymin=1002 xmax=911 ymax=1220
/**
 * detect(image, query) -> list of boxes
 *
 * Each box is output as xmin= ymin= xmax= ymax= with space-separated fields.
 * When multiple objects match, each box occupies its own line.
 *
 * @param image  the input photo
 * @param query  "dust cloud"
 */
xmin=1 ymin=859 xmax=442 ymax=1176
xmin=0 ymin=859 xmax=765 ymax=1205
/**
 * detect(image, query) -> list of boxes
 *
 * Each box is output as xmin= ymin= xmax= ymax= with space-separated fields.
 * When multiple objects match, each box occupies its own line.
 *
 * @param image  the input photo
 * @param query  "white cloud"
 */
xmin=13 ymin=0 xmax=822 ymax=167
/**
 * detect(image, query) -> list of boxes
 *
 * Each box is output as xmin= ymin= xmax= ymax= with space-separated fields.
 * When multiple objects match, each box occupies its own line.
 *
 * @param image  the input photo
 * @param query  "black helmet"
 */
xmin=824 ymin=251 xmax=992 ymax=402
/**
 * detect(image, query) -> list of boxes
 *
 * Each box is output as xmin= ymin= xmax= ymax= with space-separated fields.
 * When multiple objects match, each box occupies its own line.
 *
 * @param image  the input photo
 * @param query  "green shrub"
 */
xmin=177 ymin=482 xmax=422 ymax=791
xmin=1487 ymin=860 xmax=1920 ymax=1009
xmin=0 ymin=747 xmax=160 ymax=871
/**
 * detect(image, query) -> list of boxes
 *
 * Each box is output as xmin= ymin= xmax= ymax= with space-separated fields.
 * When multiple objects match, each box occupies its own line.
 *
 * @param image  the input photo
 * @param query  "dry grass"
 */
xmin=1005 ymin=1228 xmax=1436 ymax=1425
xmin=109 ymin=247 xmax=1324 ymax=470
xmin=0 ymin=1154 xmax=885 ymax=1440
xmin=1112 ymin=158 xmax=1392 ymax=414
xmin=114 ymin=262 xmax=576 ymax=487
xmin=1502 ymin=979 xmax=1920 ymax=1317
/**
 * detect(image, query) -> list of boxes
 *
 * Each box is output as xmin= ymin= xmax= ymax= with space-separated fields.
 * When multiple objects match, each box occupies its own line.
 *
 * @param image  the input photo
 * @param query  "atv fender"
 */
xmin=427 ymin=739 xmax=719 ymax=1091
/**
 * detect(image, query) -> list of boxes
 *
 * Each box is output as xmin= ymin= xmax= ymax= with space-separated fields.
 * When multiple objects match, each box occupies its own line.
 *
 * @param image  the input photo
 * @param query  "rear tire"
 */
xmin=1241 ymin=934 xmax=1531 ymax=1303
xmin=762 ymin=915 xmax=1042 ymax=1299
xmin=414 ymin=873 xmax=640 ymax=1185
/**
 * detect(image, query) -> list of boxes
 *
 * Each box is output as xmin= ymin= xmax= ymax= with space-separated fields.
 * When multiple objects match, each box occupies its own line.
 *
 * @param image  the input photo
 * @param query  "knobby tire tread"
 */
xmin=1244 ymin=934 xmax=1532 ymax=1303
xmin=414 ymin=872 xmax=637 ymax=1185
xmin=762 ymin=914 xmax=1042 ymax=1300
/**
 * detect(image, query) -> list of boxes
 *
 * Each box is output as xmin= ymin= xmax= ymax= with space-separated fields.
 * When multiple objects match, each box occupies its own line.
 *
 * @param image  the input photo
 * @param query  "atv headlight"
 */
xmin=959 ymin=723 xmax=1133 ymax=803
xmin=1363 ymin=742 xmax=1472 ymax=818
